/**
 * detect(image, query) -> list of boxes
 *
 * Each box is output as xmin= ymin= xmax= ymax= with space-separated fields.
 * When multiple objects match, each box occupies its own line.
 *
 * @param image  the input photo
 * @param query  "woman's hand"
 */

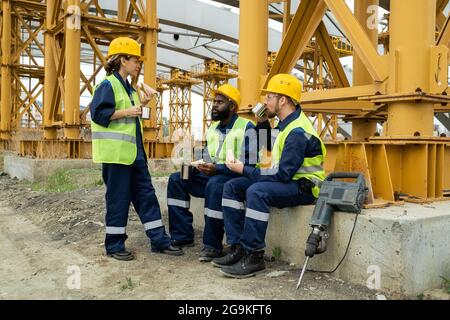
xmin=138 ymin=83 xmax=157 ymax=106
xmin=126 ymin=106 xmax=142 ymax=117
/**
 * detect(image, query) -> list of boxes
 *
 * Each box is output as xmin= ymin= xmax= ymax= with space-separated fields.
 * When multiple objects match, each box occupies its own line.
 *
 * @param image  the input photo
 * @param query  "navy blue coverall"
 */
xmin=90 ymin=71 xmax=171 ymax=254
xmin=167 ymin=114 xmax=256 ymax=252
xmin=222 ymin=107 xmax=321 ymax=252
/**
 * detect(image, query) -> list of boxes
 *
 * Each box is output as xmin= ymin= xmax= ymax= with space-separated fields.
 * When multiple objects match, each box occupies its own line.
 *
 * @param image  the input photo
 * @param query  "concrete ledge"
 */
xmin=4 ymin=156 xmax=99 ymax=182
xmin=3 ymin=155 xmax=177 ymax=182
xmin=153 ymin=177 xmax=450 ymax=297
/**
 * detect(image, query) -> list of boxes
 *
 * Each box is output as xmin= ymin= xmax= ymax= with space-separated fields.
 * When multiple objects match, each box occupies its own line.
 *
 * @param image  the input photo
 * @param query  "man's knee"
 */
xmin=168 ymin=172 xmax=182 ymax=186
xmin=246 ymin=183 xmax=266 ymax=199
xmin=223 ymin=179 xmax=239 ymax=198
xmin=205 ymin=179 xmax=226 ymax=201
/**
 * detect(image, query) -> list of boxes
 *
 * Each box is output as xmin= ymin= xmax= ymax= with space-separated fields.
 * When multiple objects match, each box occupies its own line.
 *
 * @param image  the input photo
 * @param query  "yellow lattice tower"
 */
xmin=163 ymin=69 xmax=200 ymax=141
xmin=156 ymin=76 xmax=169 ymax=140
xmin=191 ymin=59 xmax=237 ymax=139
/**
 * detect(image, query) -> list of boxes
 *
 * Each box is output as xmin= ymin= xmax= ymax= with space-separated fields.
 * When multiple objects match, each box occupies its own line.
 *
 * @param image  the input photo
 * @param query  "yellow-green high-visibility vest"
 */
xmin=206 ymin=117 xmax=252 ymax=164
xmin=91 ymin=74 xmax=142 ymax=165
xmin=271 ymin=111 xmax=327 ymax=198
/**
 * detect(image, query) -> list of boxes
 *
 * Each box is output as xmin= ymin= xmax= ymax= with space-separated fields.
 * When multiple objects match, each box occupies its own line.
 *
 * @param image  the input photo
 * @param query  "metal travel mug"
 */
xmin=252 ymin=102 xmax=267 ymax=118
xmin=142 ymin=106 xmax=150 ymax=120
xmin=181 ymin=164 xmax=193 ymax=181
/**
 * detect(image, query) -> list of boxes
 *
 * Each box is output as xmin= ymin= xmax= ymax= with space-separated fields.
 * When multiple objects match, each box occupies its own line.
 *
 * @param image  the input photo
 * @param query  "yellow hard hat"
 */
xmin=107 ymin=37 xmax=143 ymax=60
xmin=261 ymin=73 xmax=302 ymax=103
xmin=212 ymin=84 xmax=241 ymax=107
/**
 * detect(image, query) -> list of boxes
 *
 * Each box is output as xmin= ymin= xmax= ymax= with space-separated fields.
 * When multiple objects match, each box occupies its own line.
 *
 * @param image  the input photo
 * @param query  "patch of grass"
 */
xmin=31 ymin=167 xmax=103 ymax=193
xmin=416 ymin=293 xmax=424 ymax=300
xmin=440 ymin=276 xmax=450 ymax=293
xmin=272 ymin=246 xmax=282 ymax=261
xmin=151 ymin=171 xmax=171 ymax=178
xmin=42 ymin=169 xmax=76 ymax=192
xmin=120 ymin=277 xmax=138 ymax=291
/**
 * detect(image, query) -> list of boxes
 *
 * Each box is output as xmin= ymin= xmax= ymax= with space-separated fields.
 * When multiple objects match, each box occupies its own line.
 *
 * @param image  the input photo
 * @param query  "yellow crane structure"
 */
xmin=191 ymin=59 xmax=237 ymax=138
xmin=155 ymin=76 xmax=168 ymax=141
xmin=0 ymin=0 xmax=173 ymax=159
xmin=238 ymin=0 xmax=450 ymax=205
xmin=1 ymin=0 xmax=450 ymax=204
xmin=163 ymin=68 xmax=200 ymax=141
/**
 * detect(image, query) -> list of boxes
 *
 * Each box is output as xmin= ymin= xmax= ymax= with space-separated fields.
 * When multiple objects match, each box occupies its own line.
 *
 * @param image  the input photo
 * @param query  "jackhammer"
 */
xmin=296 ymin=172 xmax=368 ymax=289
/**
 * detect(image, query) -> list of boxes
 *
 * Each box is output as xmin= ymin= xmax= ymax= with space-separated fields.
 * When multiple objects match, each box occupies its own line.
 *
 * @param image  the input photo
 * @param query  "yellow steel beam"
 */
xmin=352 ymin=0 xmax=379 ymax=140
xmin=282 ymin=0 xmax=291 ymax=38
xmin=117 ymin=0 xmax=127 ymax=21
xmin=1 ymin=0 xmax=12 ymax=140
xmin=143 ymin=0 xmax=158 ymax=141
xmin=238 ymin=0 xmax=268 ymax=114
xmin=265 ymin=0 xmax=327 ymax=88
xmin=300 ymin=84 xmax=386 ymax=104
xmin=437 ymin=14 xmax=450 ymax=47
xmin=315 ymin=21 xmax=350 ymax=88
xmin=386 ymin=0 xmax=435 ymax=137
xmin=324 ymin=0 xmax=388 ymax=82
xmin=436 ymin=0 xmax=449 ymax=30
xmin=81 ymin=24 xmax=107 ymax=66
xmin=63 ymin=0 xmax=81 ymax=139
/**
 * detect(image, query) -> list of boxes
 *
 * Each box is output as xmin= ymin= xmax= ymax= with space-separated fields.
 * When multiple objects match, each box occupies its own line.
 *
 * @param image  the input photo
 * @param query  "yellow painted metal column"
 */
xmin=352 ymin=0 xmax=378 ymax=140
xmin=238 ymin=0 xmax=268 ymax=115
xmin=387 ymin=0 xmax=435 ymax=136
xmin=143 ymin=0 xmax=158 ymax=141
xmin=64 ymin=0 xmax=81 ymax=140
xmin=43 ymin=0 xmax=57 ymax=140
xmin=283 ymin=0 xmax=291 ymax=38
xmin=118 ymin=0 xmax=127 ymax=21
xmin=1 ymin=0 xmax=12 ymax=140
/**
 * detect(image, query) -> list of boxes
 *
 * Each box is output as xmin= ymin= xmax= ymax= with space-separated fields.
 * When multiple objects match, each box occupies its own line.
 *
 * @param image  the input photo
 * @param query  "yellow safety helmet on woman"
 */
xmin=212 ymin=84 xmax=241 ymax=108
xmin=261 ymin=73 xmax=302 ymax=103
xmin=107 ymin=37 xmax=143 ymax=60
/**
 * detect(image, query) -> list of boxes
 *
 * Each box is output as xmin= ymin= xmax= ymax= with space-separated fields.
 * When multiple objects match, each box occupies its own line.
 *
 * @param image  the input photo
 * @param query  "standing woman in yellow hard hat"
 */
xmin=90 ymin=37 xmax=183 ymax=260
xmin=217 ymin=74 xmax=327 ymax=278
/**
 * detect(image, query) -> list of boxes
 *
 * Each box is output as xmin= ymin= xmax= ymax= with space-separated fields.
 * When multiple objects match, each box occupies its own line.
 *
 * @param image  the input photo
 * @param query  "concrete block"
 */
xmin=148 ymin=159 xmax=179 ymax=174
xmin=152 ymin=177 xmax=450 ymax=297
xmin=4 ymin=155 xmax=98 ymax=182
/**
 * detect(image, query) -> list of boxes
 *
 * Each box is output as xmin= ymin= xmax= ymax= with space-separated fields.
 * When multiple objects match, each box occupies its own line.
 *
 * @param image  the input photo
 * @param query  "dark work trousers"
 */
xmin=102 ymin=163 xmax=171 ymax=254
xmin=222 ymin=177 xmax=316 ymax=251
xmin=167 ymin=171 xmax=233 ymax=252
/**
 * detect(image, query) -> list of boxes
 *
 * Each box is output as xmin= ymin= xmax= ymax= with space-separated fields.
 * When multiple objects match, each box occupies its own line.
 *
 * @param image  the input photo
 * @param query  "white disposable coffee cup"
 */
xmin=142 ymin=106 xmax=150 ymax=120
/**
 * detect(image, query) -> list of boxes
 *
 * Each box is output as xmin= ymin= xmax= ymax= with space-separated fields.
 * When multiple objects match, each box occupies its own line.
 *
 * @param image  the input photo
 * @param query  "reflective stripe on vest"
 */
xmin=271 ymin=111 xmax=327 ymax=198
xmin=91 ymin=74 xmax=142 ymax=165
xmin=206 ymin=117 xmax=251 ymax=164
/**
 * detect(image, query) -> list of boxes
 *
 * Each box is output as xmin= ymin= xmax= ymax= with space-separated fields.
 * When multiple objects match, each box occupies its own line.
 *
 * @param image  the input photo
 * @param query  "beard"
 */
xmin=211 ymin=108 xmax=231 ymax=121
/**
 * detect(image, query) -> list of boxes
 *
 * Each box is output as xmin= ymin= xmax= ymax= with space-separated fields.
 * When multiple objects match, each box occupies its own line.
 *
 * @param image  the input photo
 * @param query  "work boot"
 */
xmin=171 ymin=239 xmax=195 ymax=248
xmin=107 ymin=249 xmax=135 ymax=261
xmin=220 ymin=250 xmax=265 ymax=278
xmin=211 ymin=244 xmax=244 ymax=268
xmin=152 ymin=245 xmax=184 ymax=256
xmin=198 ymin=247 xmax=222 ymax=262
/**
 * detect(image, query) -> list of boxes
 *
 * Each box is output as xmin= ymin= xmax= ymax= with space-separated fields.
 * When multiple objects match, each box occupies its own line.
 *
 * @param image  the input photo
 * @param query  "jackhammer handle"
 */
xmin=325 ymin=172 xmax=365 ymax=185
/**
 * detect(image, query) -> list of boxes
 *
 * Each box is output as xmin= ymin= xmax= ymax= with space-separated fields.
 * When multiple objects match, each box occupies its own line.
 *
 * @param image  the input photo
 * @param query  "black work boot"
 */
xmin=211 ymin=244 xmax=244 ymax=268
xmin=220 ymin=250 xmax=266 ymax=278
xmin=199 ymin=247 xmax=222 ymax=262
